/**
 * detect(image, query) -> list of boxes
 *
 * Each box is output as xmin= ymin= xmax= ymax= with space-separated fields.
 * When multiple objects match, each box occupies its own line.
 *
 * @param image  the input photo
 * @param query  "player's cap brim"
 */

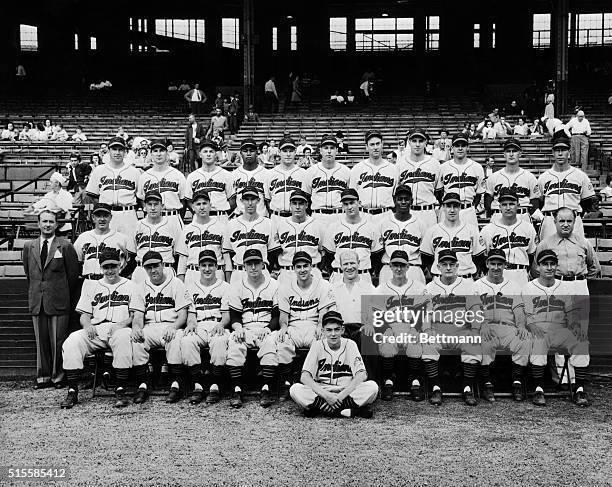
xmin=241 ymin=190 xmax=260 ymax=199
xmin=100 ymin=258 xmax=120 ymax=266
xmin=552 ymin=142 xmax=570 ymax=149
xmin=537 ymin=256 xmax=558 ymax=264
xmin=408 ymin=132 xmax=427 ymax=140
xmin=452 ymin=137 xmax=469 ymax=145
xmin=498 ymin=195 xmax=518 ymax=202
xmin=438 ymin=256 xmax=458 ymax=263
xmin=442 ymin=198 xmax=461 ymax=205
xmin=92 ymin=207 xmax=112 ymax=215
xmin=243 ymin=256 xmax=263 ymax=263
xmin=340 ymin=195 xmax=359 ymax=202
xmin=142 ymin=258 xmax=163 ymax=267
xmin=486 ymin=255 xmax=507 ymax=262
xmin=198 ymin=256 xmax=218 ymax=263
xmin=322 ymin=316 xmax=344 ymax=326
xmin=289 ymin=194 xmax=309 ymax=202
xmin=390 ymin=257 xmax=409 ymax=265
xmin=504 ymin=142 xmax=522 ymax=150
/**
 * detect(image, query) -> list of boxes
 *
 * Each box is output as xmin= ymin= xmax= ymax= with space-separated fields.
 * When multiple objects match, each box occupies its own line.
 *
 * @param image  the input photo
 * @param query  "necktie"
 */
xmin=41 ymin=239 xmax=48 ymax=266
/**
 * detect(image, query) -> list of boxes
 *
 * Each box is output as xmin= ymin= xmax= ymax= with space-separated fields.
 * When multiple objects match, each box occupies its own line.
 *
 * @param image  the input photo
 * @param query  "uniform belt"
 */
xmin=162 ymin=210 xmax=180 ymax=216
xmin=543 ymin=210 xmax=581 ymax=217
xmin=137 ymin=261 xmax=174 ymax=268
xmin=505 ymin=263 xmax=529 ymax=270
xmin=334 ymin=269 xmax=369 ymax=274
xmin=458 ymin=273 xmax=477 ymax=279
xmin=110 ymin=205 xmax=135 ymax=211
xmin=209 ymin=210 xmax=229 ymax=216
xmin=459 ymin=203 xmax=473 ymax=209
xmin=84 ymin=273 xmax=103 ymax=280
xmin=411 ymin=204 xmax=437 ymax=210
xmin=494 ymin=208 xmax=530 ymax=214
xmin=187 ymin=264 xmax=225 ymax=271
xmin=556 ymin=274 xmax=586 ymax=281
xmin=280 ymin=265 xmax=293 ymax=270
xmin=271 ymin=209 xmax=291 ymax=217
xmin=362 ymin=207 xmax=391 ymax=215
xmin=199 ymin=317 xmax=222 ymax=323
xmin=312 ymin=208 xmax=342 ymax=214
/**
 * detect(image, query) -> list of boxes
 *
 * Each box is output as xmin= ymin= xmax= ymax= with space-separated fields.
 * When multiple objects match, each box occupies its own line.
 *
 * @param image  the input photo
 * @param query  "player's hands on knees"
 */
xmin=516 ymin=326 xmax=529 ymax=340
xmin=85 ymin=325 xmax=98 ymax=341
xmin=185 ymin=320 xmax=197 ymax=335
xmin=361 ymin=323 xmax=375 ymax=337
xmin=527 ymin=324 xmax=545 ymax=338
xmin=131 ymin=328 xmax=144 ymax=343
xmin=277 ymin=326 xmax=289 ymax=343
xmin=107 ymin=323 xmax=118 ymax=338
xmin=480 ymin=323 xmax=493 ymax=341
xmin=212 ymin=323 xmax=225 ymax=336
xmin=257 ymin=327 xmax=271 ymax=341
xmin=572 ymin=326 xmax=588 ymax=341
xmin=163 ymin=327 xmax=176 ymax=342
xmin=314 ymin=326 xmax=323 ymax=339
xmin=233 ymin=328 xmax=246 ymax=342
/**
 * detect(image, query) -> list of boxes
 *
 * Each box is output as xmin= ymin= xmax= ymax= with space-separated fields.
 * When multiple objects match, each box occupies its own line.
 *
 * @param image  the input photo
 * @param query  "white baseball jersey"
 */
xmin=475 ymin=277 xmax=523 ymax=325
xmin=303 ymin=162 xmax=351 ymax=210
xmin=228 ymin=275 xmax=279 ymax=327
xmin=379 ymin=213 xmax=426 ymax=265
xmin=396 ymin=155 xmax=441 ymax=205
xmin=86 ymin=164 xmax=140 ymax=206
xmin=278 ymin=276 xmax=335 ymax=326
xmin=323 ymin=217 xmax=382 ymax=270
xmin=274 ymin=216 xmax=322 ymax=267
xmin=231 ymin=165 xmax=270 ymax=216
xmin=131 ymin=217 xmax=180 ymax=263
xmin=421 ymin=222 xmax=485 ymax=275
xmin=223 ymin=216 xmax=275 ymax=266
xmin=522 ymin=279 xmax=570 ymax=327
xmin=374 ymin=280 xmax=428 ymax=329
xmin=76 ymin=277 xmax=135 ymax=325
xmin=131 ymin=274 xmax=191 ymax=325
xmin=424 ymin=277 xmax=481 ymax=328
xmin=538 ymin=167 xmax=595 ymax=212
xmin=349 ymin=160 xmax=398 ymax=209
xmin=188 ymin=279 xmax=230 ymax=322
xmin=73 ymin=229 xmax=131 ymax=276
xmin=267 ymin=165 xmax=307 ymax=212
xmin=185 ymin=166 xmax=233 ymax=211
xmin=302 ymin=338 xmax=366 ymax=386
xmin=480 ymin=220 xmax=537 ymax=266
xmin=176 ymin=220 xmax=225 ymax=267
xmin=486 ymin=168 xmax=540 ymax=210
xmin=137 ymin=167 xmax=187 ymax=210
xmin=437 ymin=159 xmax=485 ymax=203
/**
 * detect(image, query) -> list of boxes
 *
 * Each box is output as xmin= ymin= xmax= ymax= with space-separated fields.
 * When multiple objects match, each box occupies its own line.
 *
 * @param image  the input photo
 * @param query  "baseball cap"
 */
xmin=279 ymin=137 xmax=297 ymax=150
xmin=191 ymin=190 xmax=211 ymax=202
xmin=282 ymin=130 xmax=291 ymax=137
xmin=144 ymin=190 xmax=163 ymax=202
xmin=340 ymin=188 xmax=359 ymax=202
xmin=142 ymin=250 xmax=163 ymax=267
xmin=551 ymin=131 xmax=571 ymax=150
xmin=92 ymin=202 xmax=112 ymax=215
xmin=394 ymin=185 xmax=412 ymax=198
xmin=504 ymin=138 xmax=522 ymax=151
xmin=438 ymin=249 xmax=458 ymax=263
xmin=365 ymin=129 xmax=383 ymax=143
xmin=241 ymin=186 xmax=260 ymax=199
xmin=108 ymin=137 xmax=127 ymax=149
xmin=451 ymin=133 xmax=469 ymax=146
xmin=498 ymin=188 xmax=519 ymax=203
xmin=243 ymin=248 xmax=263 ymax=263
xmin=289 ymin=189 xmax=310 ymax=203
xmin=240 ymin=138 xmax=257 ymax=150
xmin=198 ymin=249 xmax=218 ymax=263
xmin=389 ymin=250 xmax=409 ymax=265
xmin=98 ymin=248 xmax=121 ymax=266
xmin=149 ymin=138 xmax=167 ymax=150
xmin=407 ymin=128 xmax=428 ymax=141
xmin=322 ymin=310 xmax=344 ymax=326
xmin=200 ymin=139 xmax=218 ymax=151
xmin=442 ymin=192 xmax=461 ymax=205
xmin=537 ymin=249 xmax=558 ymax=264
xmin=335 ymin=131 xmax=345 ymax=138
xmin=486 ymin=249 xmax=507 ymax=262
xmin=320 ymin=134 xmax=338 ymax=146
xmin=292 ymin=251 xmax=312 ymax=265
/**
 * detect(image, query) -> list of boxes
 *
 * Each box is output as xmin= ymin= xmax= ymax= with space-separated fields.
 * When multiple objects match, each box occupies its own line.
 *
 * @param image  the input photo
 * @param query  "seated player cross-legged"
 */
xmin=290 ymin=310 xmax=379 ymax=418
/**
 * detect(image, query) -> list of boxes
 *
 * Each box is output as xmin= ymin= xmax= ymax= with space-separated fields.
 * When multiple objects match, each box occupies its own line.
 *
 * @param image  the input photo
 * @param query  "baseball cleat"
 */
xmin=381 ymin=383 xmax=394 ymax=401
xmin=429 ymin=389 xmax=443 ymax=406
xmin=166 ymin=387 xmax=181 ymax=403
xmin=532 ymin=390 xmax=546 ymax=406
xmin=482 ymin=384 xmax=495 ymax=403
xmin=206 ymin=389 xmax=220 ymax=404
xmin=303 ymin=406 xmax=319 ymax=418
xmin=230 ymin=391 xmax=243 ymax=408
xmin=573 ymin=391 xmax=589 ymax=407
xmin=357 ymin=404 xmax=374 ymax=419
xmin=279 ymin=383 xmax=291 ymax=402
xmin=114 ymin=390 xmax=129 ymax=408
xmin=463 ymin=389 xmax=477 ymax=406
xmin=260 ymin=389 xmax=273 ymax=408
xmin=101 ymin=371 xmax=111 ymax=390
xmin=410 ymin=384 xmax=424 ymax=402
xmin=512 ymin=383 xmax=524 ymax=402
xmin=60 ymin=390 xmax=78 ymax=409
xmin=189 ymin=390 xmax=205 ymax=405
xmin=133 ymin=387 xmax=149 ymax=404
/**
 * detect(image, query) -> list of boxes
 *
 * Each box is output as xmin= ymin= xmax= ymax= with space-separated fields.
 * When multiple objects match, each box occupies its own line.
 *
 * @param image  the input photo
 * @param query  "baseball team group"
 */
xmin=25 ymin=126 xmax=599 ymax=419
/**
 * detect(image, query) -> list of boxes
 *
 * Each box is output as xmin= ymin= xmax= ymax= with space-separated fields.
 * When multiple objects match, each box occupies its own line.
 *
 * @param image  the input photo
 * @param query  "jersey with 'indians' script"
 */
xmin=424 ymin=277 xmax=481 ymax=329
xmin=373 ymin=280 xmax=428 ymax=330
xmin=137 ymin=167 xmax=186 ymax=210
xmin=228 ymin=275 xmax=278 ymax=327
xmin=537 ymin=167 xmax=595 ymax=212
xmin=223 ymin=216 xmax=274 ymax=266
xmin=379 ymin=214 xmax=426 ymax=265
xmin=274 ymin=216 xmax=322 ymax=266
xmin=188 ymin=280 xmax=230 ymax=322
xmin=130 ymin=274 xmax=191 ymax=325
xmin=278 ymin=276 xmax=335 ymax=326
xmin=86 ymin=164 xmax=140 ymax=205
xmin=323 ymin=218 xmax=382 ymax=270
xmin=74 ymin=230 xmax=131 ymax=276
xmin=185 ymin=167 xmax=233 ymax=211
xmin=176 ymin=220 xmax=225 ymax=266
xmin=302 ymin=338 xmax=366 ymax=387
xmin=349 ymin=160 xmax=398 ymax=209
xmin=76 ymin=277 xmax=135 ymax=325
xmin=521 ymin=279 xmax=572 ymax=328
xmin=480 ymin=220 xmax=537 ymax=266
xmin=436 ymin=159 xmax=485 ymax=203
xmin=396 ymin=155 xmax=441 ymax=205
xmin=231 ymin=165 xmax=270 ymax=216
xmin=130 ymin=217 xmax=180 ymax=263
xmin=267 ymin=165 xmax=307 ymax=212
xmin=303 ymin=163 xmax=350 ymax=210
xmin=486 ymin=168 xmax=539 ymax=210
xmin=475 ymin=277 xmax=523 ymax=326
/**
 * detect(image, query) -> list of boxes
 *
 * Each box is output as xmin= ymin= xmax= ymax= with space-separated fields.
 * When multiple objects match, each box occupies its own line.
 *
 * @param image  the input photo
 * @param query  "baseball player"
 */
xmin=349 ymin=130 xmax=399 ymax=225
xmin=270 ymin=189 xmax=323 ymax=285
xmin=523 ymin=250 xmax=590 ymax=407
xmin=276 ymin=251 xmax=336 ymax=400
xmin=303 ymin=134 xmax=351 ymax=232
xmin=322 ymin=188 xmax=383 ymax=285
xmin=421 ymin=192 xmax=486 ymax=279
xmin=475 ymin=249 xmax=530 ymax=402
xmin=130 ymin=250 xmax=191 ymax=404
xmin=396 ymin=128 xmax=441 ymax=228
xmin=129 ymin=190 xmax=181 ymax=284
xmin=85 ymin=136 xmax=140 ymax=239
xmin=537 ymin=131 xmax=596 ymax=240
xmin=480 ymin=188 xmax=537 ymax=286
xmin=379 ymin=185 xmax=427 ymax=284
xmin=185 ymin=139 xmax=236 ymax=224
xmin=180 ymin=250 xmax=231 ymax=404
xmin=369 ymin=250 xmax=427 ymax=402
xmin=226 ymin=249 xmax=280 ymax=408
xmin=484 ymin=138 xmax=540 ymax=223
xmin=289 ymin=310 xmax=379 ymax=418
xmin=436 ymin=133 xmax=485 ymax=229
xmin=136 ymin=138 xmax=187 ymax=230
xmin=223 ymin=186 xmax=275 ymax=283
xmin=229 ymin=138 xmax=270 ymax=218
xmin=267 ymin=136 xmax=307 ymax=225
xmin=422 ymin=249 xmax=483 ymax=406
xmin=176 ymin=190 xmax=230 ymax=287
xmin=60 ymin=249 xmax=136 ymax=409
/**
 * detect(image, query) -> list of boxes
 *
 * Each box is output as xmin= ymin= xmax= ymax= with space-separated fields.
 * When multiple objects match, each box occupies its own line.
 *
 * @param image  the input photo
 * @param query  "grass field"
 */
xmin=2 ymin=378 xmax=612 ymax=487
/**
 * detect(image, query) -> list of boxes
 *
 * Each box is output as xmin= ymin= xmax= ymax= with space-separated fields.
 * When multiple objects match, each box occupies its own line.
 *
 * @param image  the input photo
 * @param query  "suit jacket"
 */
xmin=184 ymin=123 xmax=207 ymax=151
xmin=22 ymin=236 xmax=80 ymax=316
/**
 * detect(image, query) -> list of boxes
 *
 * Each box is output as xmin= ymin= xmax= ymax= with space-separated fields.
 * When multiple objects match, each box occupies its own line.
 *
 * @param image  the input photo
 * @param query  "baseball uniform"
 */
xmin=303 ymin=162 xmax=350 ymax=231
xmin=437 ymin=159 xmax=485 ymax=228
xmin=137 ymin=167 xmax=187 ymax=229
xmin=185 ymin=166 xmax=233 ymax=223
xmin=486 ymin=168 xmax=539 ymax=223
xmin=379 ymin=213 xmax=427 ymax=284
xmin=230 ymin=165 xmax=270 ymax=217
xmin=130 ymin=217 xmax=181 ymax=284
xmin=349 ymin=160 xmax=398 ymax=224
xmin=267 ymin=165 xmax=307 ymax=223
xmin=273 ymin=216 xmax=323 ymax=285
xmin=396 ymin=155 xmax=441 ymax=228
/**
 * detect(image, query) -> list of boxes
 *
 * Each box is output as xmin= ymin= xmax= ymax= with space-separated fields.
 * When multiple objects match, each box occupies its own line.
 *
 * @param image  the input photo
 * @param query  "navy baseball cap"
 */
xmin=322 ymin=310 xmax=344 ymax=326
xmin=537 ymin=249 xmax=558 ymax=264
xmin=279 ymin=137 xmax=297 ymax=150
xmin=504 ymin=138 xmax=522 ymax=151
xmin=142 ymin=251 xmax=163 ymax=267
xmin=486 ymin=249 xmax=507 ymax=262
xmin=92 ymin=202 xmax=112 ymax=215
xmin=320 ymin=134 xmax=338 ymax=146
xmin=340 ymin=188 xmax=359 ymax=202
xmin=198 ymin=249 xmax=218 ymax=263
xmin=407 ymin=128 xmax=428 ymax=141
xmin=240 ymin=138 xmax=257 ymax=150
xmin=390 ymin=250 xmax=410 ymax=265
xmin=438 ymin=249 xmax=458 ymax=263
xmin=191 ymin=190 xmax=210 ymax=202
xmin=144 ymin=190 xmax=163 ymax=202
xmin=451 ymin=133 xmax=469 ymax=146
xmin=498 ymin=188 xmax=519 ymax=202
xmin=243 ymin=249 xmax=263 ymax=263
xmin=365 ymin=130 xmax=383 ymax=142
xmin=108 ymin=137 xmax=127 ymax=149
xmin=98 ymin=248 xmax=121 ymax=266
xmin=394 ymin=185 xmax=412 ymax=197
xmin=200 ymin=139 xmax=218 ymax=151
xmin=289 ymin=189 xmax=310 ymax=203
xmin=442 ymin=192 xmax=461 ymax=205
xmin=292 ymin=251 xmax=312 ymax=265
xmin=241 ymin=186 xmax=260 ymax=199
xmin=149 ymin=139 xmax=167 ymax=150
xmin=552 ymin=132 xmax=571 ymax=150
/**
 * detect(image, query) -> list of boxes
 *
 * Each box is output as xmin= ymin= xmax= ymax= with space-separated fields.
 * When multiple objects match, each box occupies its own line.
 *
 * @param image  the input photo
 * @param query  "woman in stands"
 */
xmin=133 ymin=147 xmax=150 ymax=171
xmin=18 ymin=122 xmax=32 ymax=141
xmin=1 ymin=122 xmax=17 ymax=141
xmin=257 ymin=142 xmax=269 ymax=167
xmin=529 ymin=118 xmax=545 ymax=138
xmin=90 ymin=153 xmax=101 ymax=169
xmin=467 ymin=123 xmax=479 ymax=140
xmin=43 ymin=119 xmax=54 ymax=137
xmin=31 ymin=123 xmax=49 ymax=142
xmin=482 ymin=120 xmax=497 ymax=140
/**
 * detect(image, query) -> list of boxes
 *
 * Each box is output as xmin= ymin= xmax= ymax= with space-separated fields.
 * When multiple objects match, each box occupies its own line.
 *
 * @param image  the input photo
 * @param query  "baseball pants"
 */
xmin=62 ymin=322 xmax=133 ymax=370
xmin=412 ymin=208 xmax=438 ymax=229
xmin=529 ymin=325 xmax=590 ymax=368
xmin=226 ymin=326 xmax=280 ymax=367
xmin=480 ymin=323 xmax=531 ymax=366
xmin=276 ymin=323 xmax=317 ymax=365
xmin=131 ymin=323 xmax=183 ymax=366
xmin=290 ymin=381 xmax=379 ymax=409
xmin=110 ymin=209 xmax=139 ymax=241
xmin=378 ymin=323 xmax=422 ymax=359
xmin=379 ymin=264 xmax=425 ymax=286
xmin=180 ymin=321 xmax=229 ymax=366
xmin=421 ymin=324 xmax=482 ymax=363
xmin=539 ymin=215 xmax=584 ymax=241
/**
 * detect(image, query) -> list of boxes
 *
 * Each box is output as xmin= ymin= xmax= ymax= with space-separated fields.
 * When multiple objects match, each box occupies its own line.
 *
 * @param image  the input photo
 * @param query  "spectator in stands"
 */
xmin=71 ymin=126 xmax=88 ymax=142
xmin=346 ymin=90 xmax=356 ymax=106
xmin=31 ymin=123 xmax=49 ymax=142
xmin=244 ymin=105 xmax=260 ymax=123
xmin=513 ymin=117 xmax=529 ymax=137
xmin=207 ymin=108 xmax=228 ymax=139
xmin=483 ymin=156 xmax=495 ymax=180
xmin=19 ymin=122 xmax=32 ymax=141
xmin=51 ymin=124 xmax=69 ymax=141
xmin=184 ymin=83 xmax=206 ymax=115
xmin=222 ymin=97 xmax=230 ymax=114
xmin=431 ymin=139 xmax=448 ymax=162
xmin=386 ymin=151 xmax=398 ymax=165
xmin=43 ymin=119 xmax=53 ymax=137
xmin=506 ymin=100 xmax=524 ymax=116
xmin=1 ymin=122 xmax=17 ymax=141
xmin=268 ymin=138 xmax=280 ymax=159
xmin=299 ymin=147 xmax=315 ymax=168
xmin=257 ymin=141 xmax=270 ymax=167
xmin=584 ymin=196 xmax=603 ymax=218
xmin=98 ymin=143 xmax=110 ymax=164
xmin=295 ymin=136 xmax=310 ymax=156
xmin=436 ymin=130 xmax=452 ymax=156
xmin=330 ymin=90 xmax=345 ymax=107
xmin=359 ymin=79 xmax=372 ymax=102
xmin=270 ymin=153 xmax=281 ymax=168
xmin=133 ymin=147 xmax=150 ymax=171
xmin=467 ymin=123 xmax=479 ymax=140
xmin=566 ymin=110 xmax=592 ymax=170
xmin=288 ymin=74 xmax=303 ymax=109
xmin=217 ymin=141 xmax=230 ymax=166
xmin=116 ymin=126 xmax=129 ymax=141
xmin=494 ymin=116 xmax=512 ymax=138
xmin=90 ymin=153 xmax=101 ymax=169
xmin=543 ymin=116 xmax=565 ymax=137
xmin=264 ymin=76 xmax=279 ymax=113
xmin=393 ymin=138 xmax=407 ymax=160
xmin=601 ymin=175 xmax=612 ymax=200
xmin=544 ymin=94 xmax=555 ymax=121
xmin=488 ymin=108 xmax=500 ymax=124
xmin=168 ymin=81 xmax=178 ymax=91
xmin=529 ymin=118 xmax=545 ymax=138
xmin=481 ymin=120 xmax=496 ymax=140
xmin=184 ymin=114 xmax=206 ymax=173
xmin=30 ymin=172 xmax=74 ymax=234
xmin=67 ymin=154 xmax=92 ymax=205
xmin=228 ymin=93 xmax=240 ymax=135
xmin=178 ymin=80 xmax=190 ymax=91
xmin=336 ymin=131 xmax=349 ymax=154
xmin=166 ymin=140 xmax=180 ymax=167
xmin=211 ymin=129 xmax=223 ymax=149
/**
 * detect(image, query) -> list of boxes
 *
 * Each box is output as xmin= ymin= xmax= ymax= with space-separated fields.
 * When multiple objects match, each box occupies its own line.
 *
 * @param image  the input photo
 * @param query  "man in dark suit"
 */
xmin=22 ymin=210 xmax=79 ymax=389
xmin=184 ymin=114 xmax=207 ymax=173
